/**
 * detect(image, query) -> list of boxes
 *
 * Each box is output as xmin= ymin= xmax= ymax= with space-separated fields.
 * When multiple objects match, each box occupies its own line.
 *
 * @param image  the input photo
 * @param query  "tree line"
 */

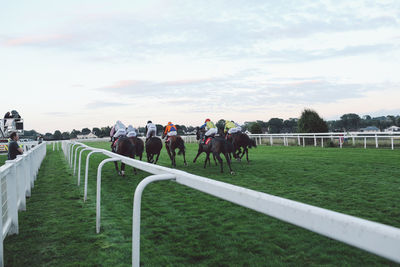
xmin=21 ymin=111 xmax=400 ymax=140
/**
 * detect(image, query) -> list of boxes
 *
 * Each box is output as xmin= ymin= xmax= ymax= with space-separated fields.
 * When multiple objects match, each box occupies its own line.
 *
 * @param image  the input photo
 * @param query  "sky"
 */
xmin=1 ymin=0 xmax=400 ymax=133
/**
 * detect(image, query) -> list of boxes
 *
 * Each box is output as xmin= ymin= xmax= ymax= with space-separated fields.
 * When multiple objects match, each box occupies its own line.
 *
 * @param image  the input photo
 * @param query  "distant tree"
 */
xmin=298 ymin=109 xmax=328 ymax=133
xmin=100 ymin=126 xmax=111 ymax=137
xmin=156 ymin=124 xmax=164 ymax=135
xmin=61 ymin=132 xmax=70 ymax=140
xmin=187 ymin=126 xmax=195 ymax=133
xmin=340 ymin=113 xmax=361 ymax=131
xmin=92 ymin=127 xmax=101 ymax=137
xmin=81 ymin=128 xmax=91 ymax=135
xmin=53 ymin=130 xmax=62 ymax=140
xmin=175 ymin=125 xmax=185 ymax=135
xmin=249 ymin=123 xmax=262 ymax=134
xmin=267 ymin=118 xmax=283 ymax=133
xmin=397 ymin=117 xmax=400 ymax=127
xmin=282 ymin=118 xmax=297 ymax=133
xmin=44 ymin=132 xmax=53 ymax=140
xmin=362 ymin=115 xmax=371 ymax=120
xmin=70 ymin=129 xmax=80 ymax=138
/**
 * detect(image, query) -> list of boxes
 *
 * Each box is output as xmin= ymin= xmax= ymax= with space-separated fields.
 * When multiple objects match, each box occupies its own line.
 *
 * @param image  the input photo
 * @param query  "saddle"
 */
xmin=203 ymin=136 xmax=213 ymax=145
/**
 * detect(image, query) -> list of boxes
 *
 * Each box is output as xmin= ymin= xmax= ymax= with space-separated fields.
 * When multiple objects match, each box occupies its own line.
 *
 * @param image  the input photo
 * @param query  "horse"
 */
xmin=145 ymin=137 xmax=162 ymax=164
xmin=128 ymin=136 xmax=144 ymax=161
xmin=111 ymin=136 xmax=137 ymax=176
xmin=193 ymin=127 xmax=234 ymax=174
xmin=230 ymin=133 xmax=257 ymax=163
xmin=162 ymin=132 xmax=187 ymax=167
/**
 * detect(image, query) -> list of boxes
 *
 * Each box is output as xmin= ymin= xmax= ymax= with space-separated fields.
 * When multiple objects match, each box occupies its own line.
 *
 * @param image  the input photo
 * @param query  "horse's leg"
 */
xmin=240 ymin=146 xmax=246 ymax=159
xmin=154 ymin=152 xmax=160 ymax=164
xmin=245 ymin=147 xmax=249 ymax=163
xmin=121 ymin=162 xmax=125 ymax=176
xmin=224 ymin=152 xmax=234 ymax=174
xmin=131 ymin=156 xmax=137 ymax=174
xmin=114 ymin=161 xmax=120 ymax=175
xmin=172 ymin=149 xmax=176 ymax=167
xmin=213 ymin=154 xmax=218 ymax=166
xmin=214 ymin=152 xmax=224 ymax=173
xmin=193 ymin=145 xmax=202 ymax=163
xmin=182 ymin=149 xmax=187 ymax=166
xmin=166 ymin=145 xmax=174 ymax=166
xmin=204 ymin=152 xmax=210 ymax=168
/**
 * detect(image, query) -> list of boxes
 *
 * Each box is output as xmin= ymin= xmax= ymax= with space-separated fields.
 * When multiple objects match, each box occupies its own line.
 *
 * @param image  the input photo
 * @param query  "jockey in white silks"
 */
xmin=113 ymin=120 xmax=126 ymax=138
xmin=145 ymin=120 xmax=157 ymax=141
xmin=126 ymin=125 xmax=137 ymax=137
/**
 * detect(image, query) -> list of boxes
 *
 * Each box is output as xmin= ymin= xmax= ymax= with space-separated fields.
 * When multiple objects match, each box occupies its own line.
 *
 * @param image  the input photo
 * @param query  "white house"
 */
xmin=76 ymin=133 xmax=98 ymax=139
xmin=384 ymin=125 xmax=400 ymax=132
xmin=360 ymin=126 xmax=380 ymax=132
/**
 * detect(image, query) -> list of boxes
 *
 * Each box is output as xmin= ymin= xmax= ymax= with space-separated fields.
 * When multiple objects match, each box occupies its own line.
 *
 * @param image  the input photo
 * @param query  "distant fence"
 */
xmin=63 ymin=141 xmax=400 ymax=266
xmin=248 ymin=132 xmax=400 ymax=149
xmin=0 ymin=142 xmax=46 ymax=266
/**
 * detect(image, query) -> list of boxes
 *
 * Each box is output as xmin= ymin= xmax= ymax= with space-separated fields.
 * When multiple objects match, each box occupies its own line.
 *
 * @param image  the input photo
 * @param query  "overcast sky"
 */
xmin=1 ymin=0 xmax=399 ymax=133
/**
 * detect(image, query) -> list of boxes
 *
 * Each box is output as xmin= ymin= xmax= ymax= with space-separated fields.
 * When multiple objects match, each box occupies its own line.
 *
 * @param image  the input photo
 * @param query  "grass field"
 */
xmin=0 ymin=154 xmax=7 ymax=166
xmin=4 ymin=142 xmax=400 ymax=266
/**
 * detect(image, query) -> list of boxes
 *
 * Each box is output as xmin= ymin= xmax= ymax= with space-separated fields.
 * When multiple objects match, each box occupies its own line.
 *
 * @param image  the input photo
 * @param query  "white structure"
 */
xmin=76 ymin=133 xmax=98 ymax=139
xmin=360 ymin=126 xmax=380 ymax=132
xmin=63 ymin=141 xmax=400 ymax=266
xmin=0 ymin=142 xmax=46 ymax=265
xmin=385 ymin=125 xmax=400 ymax=132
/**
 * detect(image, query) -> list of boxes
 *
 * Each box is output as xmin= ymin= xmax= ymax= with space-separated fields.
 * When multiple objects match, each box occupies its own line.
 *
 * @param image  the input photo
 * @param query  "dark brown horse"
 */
xmin=230 ymin=133 xmax=257 ymax=163
xmin=112 ymin=136 xmax=137 ymax=176
xmin=193 ymin=127 xmax=234 ymax=174
xmin=129 ymin=136 xmax=144 ymax=161
xmin=145 ymin=137 xmax=162 ymax=164
xmin=162 ymin=133 xmax=187 ymax=167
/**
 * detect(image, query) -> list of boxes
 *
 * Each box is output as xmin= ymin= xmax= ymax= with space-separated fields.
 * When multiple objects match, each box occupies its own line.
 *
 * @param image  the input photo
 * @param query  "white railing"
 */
xmin=248 ymin=132 xmax=400 ymax=149
xmin=63 ymin=141 xmax=400 ymax=266
xmin=0 ymin=142 xmax=46 ymax=266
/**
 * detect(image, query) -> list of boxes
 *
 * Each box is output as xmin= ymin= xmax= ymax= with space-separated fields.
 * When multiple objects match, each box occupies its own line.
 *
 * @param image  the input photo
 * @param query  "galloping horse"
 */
xmin=162 ymin=132 xmax=187 ymax=167
xmin=193 ymin=127 xmax=234 ymax=174
xmin=228 ymin=133 xmax=257 ymax=163
xmin=112 ymin=136 xmax=137 ymax=176
xmin=129 ymin=136 xmax=144 ymax=161
xmin=145 ymin=137 xmax=162 ymax=164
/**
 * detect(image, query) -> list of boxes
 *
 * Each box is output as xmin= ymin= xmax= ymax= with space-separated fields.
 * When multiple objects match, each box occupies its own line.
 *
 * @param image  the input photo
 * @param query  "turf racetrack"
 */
xmin=4 ymin=142 xmax=400 ymax=266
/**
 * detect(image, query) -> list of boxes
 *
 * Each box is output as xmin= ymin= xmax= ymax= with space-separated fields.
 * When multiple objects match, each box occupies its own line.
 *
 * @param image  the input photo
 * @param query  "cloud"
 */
xmin=2 ymin=34 xmax=74 ymax=47
xmin=43 ymin=112 xmax=74 ymax=117
xmin=86 ymin=101 xmax=131 ymax=109
xmin=96 ymin=74 xmax=389 ymax=115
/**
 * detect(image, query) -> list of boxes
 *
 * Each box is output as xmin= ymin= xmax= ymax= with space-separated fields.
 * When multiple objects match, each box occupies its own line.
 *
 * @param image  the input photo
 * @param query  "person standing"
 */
xmin=8 ymin=132 xmax=23 ymax=160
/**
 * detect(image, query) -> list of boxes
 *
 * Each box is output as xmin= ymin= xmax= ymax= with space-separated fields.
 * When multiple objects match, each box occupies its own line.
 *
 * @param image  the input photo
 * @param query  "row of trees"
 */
xmin=21 ymin=111 xmax=400 ymax=140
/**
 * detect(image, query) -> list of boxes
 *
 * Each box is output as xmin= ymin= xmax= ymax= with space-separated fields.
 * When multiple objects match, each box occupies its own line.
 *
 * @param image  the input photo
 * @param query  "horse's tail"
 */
xmin=177 ymin=137 xmax=185 ymax=155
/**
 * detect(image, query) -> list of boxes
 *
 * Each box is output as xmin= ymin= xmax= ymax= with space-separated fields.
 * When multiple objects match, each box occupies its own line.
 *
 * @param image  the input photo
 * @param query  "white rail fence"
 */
xmin=63 ymin=141 xmax=400 ymax=266
xmin=0 ymin=142 xmax=47 ymax=266
xmin=248 ymin=132 xmax=400 ymax=149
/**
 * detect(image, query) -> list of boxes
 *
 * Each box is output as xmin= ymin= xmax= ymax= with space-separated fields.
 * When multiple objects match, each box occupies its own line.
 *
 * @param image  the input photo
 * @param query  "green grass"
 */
xmin=0 ymin=154 xmax=6 ymax=166
xmin=4 ymin=143 xmax=400 ymax=266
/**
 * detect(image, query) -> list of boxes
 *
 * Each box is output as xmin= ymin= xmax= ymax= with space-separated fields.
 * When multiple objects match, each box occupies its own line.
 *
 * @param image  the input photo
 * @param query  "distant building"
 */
xmin=76 ymin=133 xmax=98 ymax=139
xmin=360 ymin=126 xmax=380 ymax=132
xmin=384 ymin=125 xmax=400 ymax=132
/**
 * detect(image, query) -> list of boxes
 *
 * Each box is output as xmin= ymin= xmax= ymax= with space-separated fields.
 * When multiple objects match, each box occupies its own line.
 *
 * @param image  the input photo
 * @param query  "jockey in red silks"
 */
xmin=164 ymin=122 xmax=177 ymax=143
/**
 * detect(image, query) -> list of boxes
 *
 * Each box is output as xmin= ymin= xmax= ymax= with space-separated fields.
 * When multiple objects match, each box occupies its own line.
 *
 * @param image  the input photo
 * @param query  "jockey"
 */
xmin=113 ymin=120 xmax=126 ymax=138
xmin=164 ymin=122 xmax=177 ymax=142
xmin=224 ymin=120 xmax=242 ymax=135
xmin=200 ymin=118 xmax=217 ymax=143
xmin=126 ymin=125 xmax=137 ymax=137
xmin=111 ymin=120 xmax=126 ymax=150
xmin=145 ymin=120 xmax=157 ymax=142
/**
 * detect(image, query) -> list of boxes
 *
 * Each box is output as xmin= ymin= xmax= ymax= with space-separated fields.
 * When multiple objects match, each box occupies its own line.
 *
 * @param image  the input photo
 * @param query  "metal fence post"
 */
xmin=96 ymin=158 xmax=120 ymax=233
xmin=132 ymin=174 xmax=176 ymax=267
